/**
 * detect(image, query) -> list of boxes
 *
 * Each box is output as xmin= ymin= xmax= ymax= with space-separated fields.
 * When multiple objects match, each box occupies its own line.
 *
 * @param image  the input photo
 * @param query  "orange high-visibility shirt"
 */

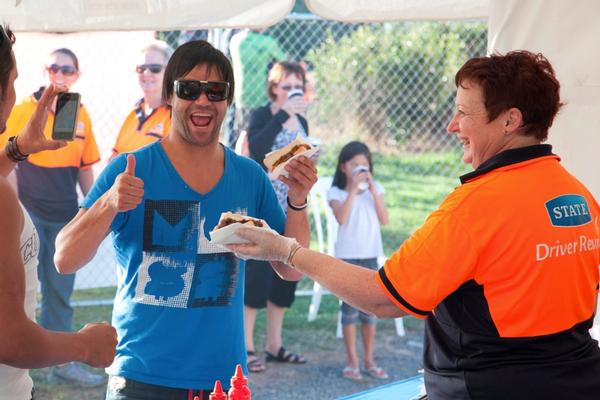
xmin=0 ymin=92 xmax=99 ymax=221
xmin=112 ymin=99 xmax=170 ymax=155
xmin=378 ymin=145 xmax=600 ymax=398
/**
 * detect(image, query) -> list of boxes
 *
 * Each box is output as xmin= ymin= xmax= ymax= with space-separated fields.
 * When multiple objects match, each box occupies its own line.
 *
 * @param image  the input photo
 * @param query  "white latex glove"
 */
xmin=227 ymin=227 xmax=298 ymax=263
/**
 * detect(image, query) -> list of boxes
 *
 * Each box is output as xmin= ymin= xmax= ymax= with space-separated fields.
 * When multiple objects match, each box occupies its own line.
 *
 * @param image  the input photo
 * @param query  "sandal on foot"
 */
xmin=364 ymin=366 xmax=389 ymax=379
xmin=265 ymin=346 xmax=306 ymax=364
xmin=342 ymin=366 xmax=362 ymax=381
xmin=246 ymin=351 xmax=266 ymax=373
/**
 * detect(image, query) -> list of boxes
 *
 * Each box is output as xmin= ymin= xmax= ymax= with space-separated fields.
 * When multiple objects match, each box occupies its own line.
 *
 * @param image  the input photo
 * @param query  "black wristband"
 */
xmin=287 ymin=196 xmax=308 ymax=211
xmin=5 ymin=136 xmax=28 ymax=162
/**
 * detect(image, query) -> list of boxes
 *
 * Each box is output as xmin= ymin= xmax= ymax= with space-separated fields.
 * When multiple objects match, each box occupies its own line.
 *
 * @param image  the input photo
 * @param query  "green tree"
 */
xmin=306 ymin=22 xmax=487 ymax=148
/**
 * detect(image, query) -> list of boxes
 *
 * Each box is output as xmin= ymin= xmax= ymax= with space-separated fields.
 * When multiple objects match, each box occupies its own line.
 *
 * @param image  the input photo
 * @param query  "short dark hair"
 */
xmin=267 ymin=61 xmax=306 ymax=102
xmin=332 ymin=141 xmax=373 ymax=189
xmin=50 ymin=48 xmax=80 ymax=71
xmin=162 ymin=40 xmax=234 ymax=105
xmin=455 ymin=50 xmax=563 ymax=141
xmin=0 ymin=25 xmax=16 ymax=101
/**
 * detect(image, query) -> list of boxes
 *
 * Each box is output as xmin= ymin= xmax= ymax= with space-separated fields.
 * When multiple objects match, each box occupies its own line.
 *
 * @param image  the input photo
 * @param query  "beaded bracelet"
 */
xmin=286 ymin=242 xmax=303 ymax=269
xmin=286 ymin=196 xmax=308 ymax=211
xmin=5 ymin=136 xmax=28 ymax=162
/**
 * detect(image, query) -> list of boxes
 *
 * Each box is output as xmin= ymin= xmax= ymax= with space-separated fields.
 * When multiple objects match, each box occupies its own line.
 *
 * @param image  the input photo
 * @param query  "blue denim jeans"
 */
xmin=30 ymin=214 xmax=74 ymax=332
xmin=105 ymin=376 xmax=211 ymax=400
xmin=340 ymin=258 xmax=379 ymax=326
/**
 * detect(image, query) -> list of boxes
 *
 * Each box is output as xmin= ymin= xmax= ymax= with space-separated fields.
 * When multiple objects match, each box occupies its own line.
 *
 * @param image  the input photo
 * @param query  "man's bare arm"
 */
xmin=0 ymin=179 xmax=116 ymax=368
xmin=55 ymin=154 xmax=143 ymax=273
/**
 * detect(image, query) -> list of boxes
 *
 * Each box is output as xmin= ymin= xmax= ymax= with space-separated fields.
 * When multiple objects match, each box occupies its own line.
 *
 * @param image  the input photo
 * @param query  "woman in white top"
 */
xmin=0 ymin=25 xmax=117 ymax=400
xmin=327 ymin=141 xmax=389 ymax=382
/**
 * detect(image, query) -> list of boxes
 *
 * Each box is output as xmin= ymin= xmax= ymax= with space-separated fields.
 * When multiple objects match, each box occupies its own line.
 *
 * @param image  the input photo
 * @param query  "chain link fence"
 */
xmin=12 ymin=14 xmax=487 ymax=300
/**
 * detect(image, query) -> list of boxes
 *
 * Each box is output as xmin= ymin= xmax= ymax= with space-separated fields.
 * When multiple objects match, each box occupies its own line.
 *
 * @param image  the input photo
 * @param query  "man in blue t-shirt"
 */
xmin=55 ymin=40 xmax=316 ymax=399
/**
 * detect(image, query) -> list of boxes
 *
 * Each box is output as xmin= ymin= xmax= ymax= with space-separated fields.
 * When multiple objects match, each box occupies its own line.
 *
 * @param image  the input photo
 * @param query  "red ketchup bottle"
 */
xmin=209 ymin=380 xmax=228 ymax=400
xmin=228 ymin=364 xmax=251 ymax=400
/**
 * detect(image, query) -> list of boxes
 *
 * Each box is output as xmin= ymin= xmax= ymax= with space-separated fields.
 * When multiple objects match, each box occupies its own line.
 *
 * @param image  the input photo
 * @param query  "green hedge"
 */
xmin=306 ymin=22 xmax=487 ymax=145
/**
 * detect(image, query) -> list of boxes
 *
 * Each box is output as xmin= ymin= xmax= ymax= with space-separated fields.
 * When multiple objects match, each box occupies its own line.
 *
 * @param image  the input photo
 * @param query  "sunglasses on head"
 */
xmin=280 ymin=84 xmax=304 ymax=91
xmin=46 ymin=64 xmax=77 ymax=76
xmin=174 ymin=80 xmax=230 ymax=102
xmin=136 ymin=64 xmax=164 ymax=74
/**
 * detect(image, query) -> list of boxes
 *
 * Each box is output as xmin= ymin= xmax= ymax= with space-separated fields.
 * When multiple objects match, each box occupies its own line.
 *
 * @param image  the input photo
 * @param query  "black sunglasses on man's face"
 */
xmin=174 ymin=80 xmax=229 ymax=102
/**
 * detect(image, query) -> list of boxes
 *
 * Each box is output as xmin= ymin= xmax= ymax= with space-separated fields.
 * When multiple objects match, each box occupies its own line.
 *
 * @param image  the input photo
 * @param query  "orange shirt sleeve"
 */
xmin=378 ymin=192 xmax=480 ymax=318
xmin=78 ymin=107 xmax=100 ymax=169
xmin=0 ymin=99 xmax=34 ymax=146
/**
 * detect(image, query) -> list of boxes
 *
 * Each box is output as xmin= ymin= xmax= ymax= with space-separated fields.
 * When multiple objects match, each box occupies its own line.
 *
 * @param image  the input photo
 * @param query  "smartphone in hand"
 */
xmin=52 ymin=92 xmax=81 ymax=141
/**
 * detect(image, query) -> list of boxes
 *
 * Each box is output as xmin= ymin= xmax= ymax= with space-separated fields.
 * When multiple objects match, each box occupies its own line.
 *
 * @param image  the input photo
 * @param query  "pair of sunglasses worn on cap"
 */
xmin=174 ymin=80 xmax=229 ymax=102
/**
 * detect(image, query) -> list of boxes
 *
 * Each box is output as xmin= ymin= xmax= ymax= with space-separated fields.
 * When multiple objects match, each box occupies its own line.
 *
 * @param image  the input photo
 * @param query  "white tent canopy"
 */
xmin=3 ymin=0 xmax=599 ymax=200
xmin=3 ymin=0 xmax=491 ymax=32
xmin=305 ymin=0 xmax=488 ymax=22
xmin=2 ymin=0 xmax=296 ymax=31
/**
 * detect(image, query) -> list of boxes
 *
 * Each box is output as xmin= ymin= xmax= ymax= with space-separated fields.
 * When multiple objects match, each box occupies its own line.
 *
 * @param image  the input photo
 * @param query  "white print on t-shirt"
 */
xmin=133 ymin=200 xmax=240 ymax=308
xmin=535 ymin=235 xmax=600 ymax=261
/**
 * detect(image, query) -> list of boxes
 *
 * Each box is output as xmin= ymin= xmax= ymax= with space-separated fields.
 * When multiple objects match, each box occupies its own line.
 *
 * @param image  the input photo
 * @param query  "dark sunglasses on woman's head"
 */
xmin=174 ymin=80 xmax=230 ymax=102
xmin=280 ymin=84 xmax=304 ymax=91
xmin=46 ymin=64 xmax=77 ymax=76
xmin=136 ymin=64 xmax=164 ymax=74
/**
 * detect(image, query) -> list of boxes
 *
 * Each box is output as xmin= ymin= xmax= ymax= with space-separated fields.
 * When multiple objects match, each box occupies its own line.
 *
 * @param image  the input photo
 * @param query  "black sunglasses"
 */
xmin=174 ymin=80 xmax=230 ymax=102
xmin=46 ymin=64 xmax=77 ymax=76
xmin=136 ymin=64 xmax=164 ymax=74
xmin=280 ymin=84 xmax=304 ymax=91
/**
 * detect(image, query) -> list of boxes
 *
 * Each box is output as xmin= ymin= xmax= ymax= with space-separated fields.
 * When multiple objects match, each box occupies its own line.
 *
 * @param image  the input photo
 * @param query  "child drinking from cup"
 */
xmin=327 ymin=141 xmax=390 ymax=381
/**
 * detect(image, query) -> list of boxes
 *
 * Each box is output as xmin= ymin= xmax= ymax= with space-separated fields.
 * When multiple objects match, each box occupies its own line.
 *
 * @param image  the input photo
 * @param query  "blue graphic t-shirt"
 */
xmin=82 ymin=142 xmax=285 ymax=389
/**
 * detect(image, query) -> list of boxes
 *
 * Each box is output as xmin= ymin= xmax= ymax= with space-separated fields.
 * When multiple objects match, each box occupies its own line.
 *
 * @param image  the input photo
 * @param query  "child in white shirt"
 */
xmin=327 ymin=141 xmax=390 ymax=381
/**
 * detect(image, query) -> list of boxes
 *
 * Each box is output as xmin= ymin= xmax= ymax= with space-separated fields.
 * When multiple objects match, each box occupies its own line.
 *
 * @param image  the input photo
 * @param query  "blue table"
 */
xmin=338 ymin=375 xmax=425 ymax=400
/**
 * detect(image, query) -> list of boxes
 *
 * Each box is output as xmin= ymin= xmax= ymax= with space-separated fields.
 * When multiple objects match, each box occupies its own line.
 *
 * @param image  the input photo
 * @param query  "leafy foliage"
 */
xmin=306 ymin=22 xmax=487 ymax=146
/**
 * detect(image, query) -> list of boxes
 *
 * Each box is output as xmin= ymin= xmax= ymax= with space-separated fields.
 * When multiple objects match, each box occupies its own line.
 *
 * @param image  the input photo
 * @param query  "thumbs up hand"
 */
xmin=108 ymin=154 xmax=145 ymax=212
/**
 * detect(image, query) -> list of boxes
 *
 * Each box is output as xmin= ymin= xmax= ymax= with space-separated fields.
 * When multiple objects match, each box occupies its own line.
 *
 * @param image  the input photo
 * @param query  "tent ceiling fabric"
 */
xmin=3 ymin=0 xmax=491 ymax=32
xmin=2 ymin=0 xmax=295 ymax=32
xmin=305 ymin=0 xmax=489 ymax=22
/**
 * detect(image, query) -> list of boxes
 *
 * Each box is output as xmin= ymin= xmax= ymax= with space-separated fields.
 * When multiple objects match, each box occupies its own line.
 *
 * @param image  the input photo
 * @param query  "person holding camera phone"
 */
xmin=327 ymin=141 xmax=389 ymax=382
xmin=243 ymin=61 xmax=311 ymax=373
xmin=0 ymin=26 xmax=117 ymax=400
xmin=0 ymin=47 xmax=103 ymax=387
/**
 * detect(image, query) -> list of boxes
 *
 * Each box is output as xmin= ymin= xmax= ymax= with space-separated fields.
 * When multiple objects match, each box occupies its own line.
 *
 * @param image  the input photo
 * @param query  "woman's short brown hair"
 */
xmin=267 ymin=61 xmax=306 ymax=102
xmin=455 ymin=50 xmax=563 ymax=140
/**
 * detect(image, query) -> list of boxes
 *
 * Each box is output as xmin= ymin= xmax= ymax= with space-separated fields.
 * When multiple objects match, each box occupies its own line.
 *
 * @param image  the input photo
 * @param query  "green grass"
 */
xmin=70 ymin=286 xmax=116 ymax=302
xmin=316 ymin=146 xmax=470 ymax=254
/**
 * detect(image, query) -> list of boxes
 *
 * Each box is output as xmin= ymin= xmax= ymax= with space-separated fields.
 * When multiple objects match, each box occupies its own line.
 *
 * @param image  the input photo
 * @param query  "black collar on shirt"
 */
xmin=134 ymin=98 xmax=161 ymax=131
xmin=33 ymin=86 xmax=45 ymax=101
xmin=460 ymin=144 xmax=555 ymax=184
